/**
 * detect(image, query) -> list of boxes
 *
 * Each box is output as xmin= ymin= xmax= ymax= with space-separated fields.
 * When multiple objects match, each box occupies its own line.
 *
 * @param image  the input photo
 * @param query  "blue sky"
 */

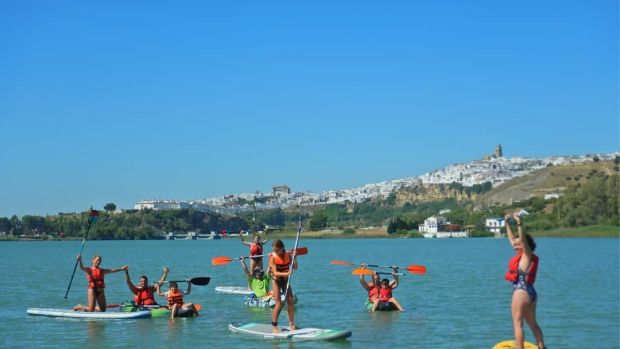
xmin=1 ymin=1 xmax=618 ymax=217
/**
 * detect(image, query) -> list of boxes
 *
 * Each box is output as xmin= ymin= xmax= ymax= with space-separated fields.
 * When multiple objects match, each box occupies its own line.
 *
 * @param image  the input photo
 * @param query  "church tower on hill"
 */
xmin=495 ymin=144 xmax=503 ymax=158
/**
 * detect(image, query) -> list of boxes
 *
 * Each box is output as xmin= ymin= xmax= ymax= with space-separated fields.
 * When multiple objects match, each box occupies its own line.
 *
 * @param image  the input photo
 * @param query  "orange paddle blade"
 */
xmin=331 ymin=260 xmax=354 ymax=266
xmin=211 ymin=257 xmax=233 ymax=266
xmin=194 ymin=304 xmax=202 ymax=312
xmin=405 ymin=265 xmax=427 ymax=274
xmin=351 ymin=268 xmax=374 ymax=275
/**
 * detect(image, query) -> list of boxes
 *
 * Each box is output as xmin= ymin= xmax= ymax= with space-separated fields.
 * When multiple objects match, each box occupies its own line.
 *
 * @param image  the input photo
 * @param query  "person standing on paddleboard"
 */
xmin=240 ymin=230 xmax=268 ymax=271
xmin=73 ymin=255 xmax=127 ymax=312
xmin=505 ymin=210 xmax=545 ymax=349
xmin=124 ymin=266 xmax=169 ymax=306
xmin=268 ymin=239 xmax=298 ymax=333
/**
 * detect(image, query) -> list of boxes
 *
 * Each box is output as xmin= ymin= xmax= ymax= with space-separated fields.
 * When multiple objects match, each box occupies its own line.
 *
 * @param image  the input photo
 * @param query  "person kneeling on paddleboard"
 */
xmin=157 ymin=281 xmax=198 ymax=319
xmin=268 ymin=239 xmax=298 ymax=333
xmin=124 ymin=266 xmax=169 ymax=306
xmin=73 ymin=254 xmax=127 ymax=312
xmin=241 ymin=257 xmax=272 ymax=301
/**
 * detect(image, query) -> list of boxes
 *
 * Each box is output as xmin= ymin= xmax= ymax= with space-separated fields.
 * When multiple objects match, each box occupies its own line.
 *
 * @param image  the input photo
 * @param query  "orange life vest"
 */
xmin=167 ymin=290 xmax=184 ymax=307
xmin=270 ymin=251 xmax=291 ymax=274
xmin=250 ymin=243 xmax=263 ymax=256
xmin=87 ymin=267 xmax=105 ymax=289
xmin=379 ymin=286 xmax=393 ymax=302
xmin=135 ymin=287 xmax=157 ymax=305
xmin=368 ymin=283 xmax=379 ymax=300
xmin=505 ymin=253 xmax=539 ymax=285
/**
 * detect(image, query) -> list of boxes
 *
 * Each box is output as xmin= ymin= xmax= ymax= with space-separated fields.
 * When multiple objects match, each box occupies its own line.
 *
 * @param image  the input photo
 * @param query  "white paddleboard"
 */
xmin=27 ymin=308 xmax=151 ymax=319
xmin=228 ymin=322 xmax=351 ymax=341
xmin=215 ymin=286 xmax=254 ymax=295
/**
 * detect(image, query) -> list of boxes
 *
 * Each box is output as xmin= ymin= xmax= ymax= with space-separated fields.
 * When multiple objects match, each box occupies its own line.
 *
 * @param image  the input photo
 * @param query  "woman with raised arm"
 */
xmin=505 ymin=211 xmax=545 ymax=349
xmin=73 ymin=255 xmax=127 ymax=312
xmin=124 ymin=266 xmax=169 ymax=306
xmin=240 ymin=231 xmax=268 ymax=271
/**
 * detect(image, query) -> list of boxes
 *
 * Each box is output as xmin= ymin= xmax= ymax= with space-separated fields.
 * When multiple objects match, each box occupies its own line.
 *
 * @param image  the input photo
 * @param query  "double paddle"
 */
xmin=211 ymin=247 xmax=309 ymax=266
xmin=331 ymin=260 xmax=427 ymax=275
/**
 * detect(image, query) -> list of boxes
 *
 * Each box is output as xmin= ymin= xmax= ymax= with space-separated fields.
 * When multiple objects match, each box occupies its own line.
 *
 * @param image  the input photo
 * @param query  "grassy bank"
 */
xmin=532 ymin=225 xmax=619 ymax=238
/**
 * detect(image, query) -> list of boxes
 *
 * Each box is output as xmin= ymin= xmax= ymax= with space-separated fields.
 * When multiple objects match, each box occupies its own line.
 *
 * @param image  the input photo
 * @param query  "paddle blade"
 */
xmin=194 ymin=304 xmax=202 ymax=312
xmin=405 ymin=265 xmax=427 ymax=274
xmin=352 ymin=268 xmax=374 ymax=275
xmin=330 ymin=260 xmax=354 ymax=266
xmin=292 ymin=247 xmax=308 ymax=256
xmin=211 ymin=257 xmax=233 ymax=266
xmin=189 ymin=277 xmax=211 ymax=286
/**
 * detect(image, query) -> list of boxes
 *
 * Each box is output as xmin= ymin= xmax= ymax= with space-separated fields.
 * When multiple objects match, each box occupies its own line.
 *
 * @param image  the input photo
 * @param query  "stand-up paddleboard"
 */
xmin=229 ymin=322 xmax=351 ymax=341
xmin=215 ymin=286 xmax=253 ymax=295
xmin=492 ymin=340 xmax=538 ymax=349
xmin=27 ymin=308 xmax=151 ymax=319
xmin=364 ymin=299 xmax=397 ymax=311
xmin=244 ymin=294 xmax=298 ymax=308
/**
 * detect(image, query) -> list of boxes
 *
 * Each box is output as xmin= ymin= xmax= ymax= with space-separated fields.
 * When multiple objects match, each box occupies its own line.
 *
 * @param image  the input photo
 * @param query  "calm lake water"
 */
xmin=0 ymin=238 xmax=618 ymax=349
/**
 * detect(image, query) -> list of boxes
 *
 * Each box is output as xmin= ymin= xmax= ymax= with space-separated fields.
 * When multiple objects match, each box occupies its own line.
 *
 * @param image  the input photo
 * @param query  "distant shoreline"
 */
xmin=1 ymin=225 xmax=617 ymax=241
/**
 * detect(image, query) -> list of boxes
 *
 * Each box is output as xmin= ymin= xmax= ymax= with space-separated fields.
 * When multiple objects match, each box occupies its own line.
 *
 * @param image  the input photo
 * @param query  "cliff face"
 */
xmin=395 ymin=184 xmax=479 ymax=205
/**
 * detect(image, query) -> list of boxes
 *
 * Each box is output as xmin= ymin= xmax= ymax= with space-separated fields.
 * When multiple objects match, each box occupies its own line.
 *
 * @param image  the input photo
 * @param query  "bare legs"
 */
xmin=512 ymin=290 xmax=544 ymax=349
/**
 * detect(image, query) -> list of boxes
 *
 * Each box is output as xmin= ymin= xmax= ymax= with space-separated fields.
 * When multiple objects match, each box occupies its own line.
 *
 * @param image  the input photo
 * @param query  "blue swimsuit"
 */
xmin=513 ymin=269 xmax=537 ymax=302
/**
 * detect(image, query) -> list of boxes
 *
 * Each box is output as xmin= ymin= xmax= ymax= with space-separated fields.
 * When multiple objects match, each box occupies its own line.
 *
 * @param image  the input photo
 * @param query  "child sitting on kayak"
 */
xmin=372 ymin=273 xmax=405 ymax=312
xmin=156 ymin=281 xmax=198 ymax=319
xmin=241 ymin=257 xmax=272 ymax=300
xmin=240 ymin=231 xmax=268 ymax=271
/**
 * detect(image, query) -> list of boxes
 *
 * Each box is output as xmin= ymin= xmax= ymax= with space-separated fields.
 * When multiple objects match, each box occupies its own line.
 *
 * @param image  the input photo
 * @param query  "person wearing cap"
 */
xmin=241 ymin=256 xmax=272 ymax=300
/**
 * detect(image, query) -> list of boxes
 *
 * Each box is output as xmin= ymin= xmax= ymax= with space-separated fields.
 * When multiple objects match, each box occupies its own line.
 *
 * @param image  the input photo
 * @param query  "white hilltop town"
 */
xmin=135 ymin=146 xmax=618 ymax=237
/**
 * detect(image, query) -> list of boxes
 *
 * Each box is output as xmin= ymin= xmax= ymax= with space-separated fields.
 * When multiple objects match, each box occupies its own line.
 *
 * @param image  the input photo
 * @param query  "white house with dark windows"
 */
xmin=418 ymin=216 xmax=467 ymax=238
xmin=485 ymin=218 xmax=505 ymax=237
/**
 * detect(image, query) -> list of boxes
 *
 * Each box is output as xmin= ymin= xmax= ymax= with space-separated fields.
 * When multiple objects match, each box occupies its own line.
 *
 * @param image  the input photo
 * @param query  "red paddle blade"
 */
xmin=405 ymin=265 xmax=427 ymax=274
xmin=351 ymin=268 xmax=374 ymax=275
xmin=292 ymin=247 xmax=308 ymax=256
xmin=211 ymin=257 xmax=233 ymax=266
xmin=330 ymin=260 xmax=354 ymax=266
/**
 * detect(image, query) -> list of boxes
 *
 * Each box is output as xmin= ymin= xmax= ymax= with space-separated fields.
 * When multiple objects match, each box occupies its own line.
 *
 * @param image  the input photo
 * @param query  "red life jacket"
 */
xmin=135 ymin=287 xmax=157 ymax=305
xmin=87 ymin=267 xmax=105 ymax=289
xmin=270 ymin=252 xmax=291 ymax=274
xmin=505 ymin=253 xmax=539 ymax=285
xmin=250 ymin=243 xmax=263 ymax=256
xmin=368 ymin=283 xmax=379 ymax=300
xmin=167 ymin=290 xmax=184 ymax=307
xmin=379 ymin=286 xmax=393 ymax=302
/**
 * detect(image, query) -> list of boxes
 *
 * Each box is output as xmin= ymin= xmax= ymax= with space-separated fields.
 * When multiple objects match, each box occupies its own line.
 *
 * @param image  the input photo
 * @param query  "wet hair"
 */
xmin=524 ymin=233 xmax=537 ymax=251
xmin=139 ymin=275 xmax=148 ymax=283
xmin=272 ymin=240 xmax=284 ymax=250
xmin=169 ymin=281 xmax=178 ymax=288
xmin=381 ymin=278 xmax=390 ymax=285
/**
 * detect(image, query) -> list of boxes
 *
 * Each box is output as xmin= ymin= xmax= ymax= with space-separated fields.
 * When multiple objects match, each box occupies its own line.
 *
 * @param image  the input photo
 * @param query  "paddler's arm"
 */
xmin=239 ymin=232 xmax=251 ymax=246
xmin=292 ymin=255 xmax=298 ymax=271
xmin=124 ymin=268 xmax=138 ymax=294
xmin=505 ymin=214 xmax=516 ymax=245
xmin=241 ymin=257 xmax=251 ymax=278
xmin=513 ymin=212 xmax=532 ymax=256
xmin=185 ymin=280 xmax=192 ymax=295
xmin=359 ymin=274 xmax=370 ymax=290
xmin=156 ymin=283 xmax=165 ymax=296
xmin=77 ymin=255 xmax=88 ymax=272
xmin=390 ymin=269 xmax=399 ymax=289
xmin=103 ymin=265 xmax=128 ymax=275
xmin=157 ymin=266 xmax=169 ymax=284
